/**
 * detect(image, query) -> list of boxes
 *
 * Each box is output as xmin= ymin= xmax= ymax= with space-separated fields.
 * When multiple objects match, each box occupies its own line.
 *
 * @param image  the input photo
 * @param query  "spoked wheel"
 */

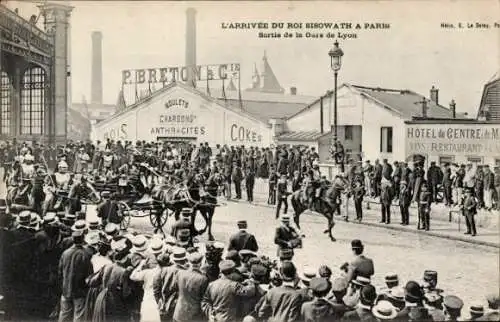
xmin=149 ymin=209 xmax=169 ymax=231
xmin=117 ymin=201 xmax=131 ymax=230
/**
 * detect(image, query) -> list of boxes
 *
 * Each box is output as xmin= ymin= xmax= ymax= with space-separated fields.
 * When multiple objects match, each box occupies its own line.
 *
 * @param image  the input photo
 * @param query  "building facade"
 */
xmin=0 ymin=3 xmax=72 ymax=144
xmin=280 ymin=83 xmax=473 ymax=163
xmin=92 ymin=82 xmax=273 ymax=147
xmin=405 ymin=120 xmax=500 ymax=167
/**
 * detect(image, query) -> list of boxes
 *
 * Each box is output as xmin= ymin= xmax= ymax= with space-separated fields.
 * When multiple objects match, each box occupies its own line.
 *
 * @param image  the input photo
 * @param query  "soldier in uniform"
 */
xmin=344 ymin=239 xmax=374 ymax=282
xmin=171 ymin=208 xmax=197 ymax=241
xmin=422 ymin=270 xmax=444 ymax=310
xmin=418 ymin=181 xmax=432 ymax=230
xmin=227 ymin=220 xmax=259 ymax=252
xmin=462 ymin=187 xmax=478 ymax=236
xmin=268 ymin=166 xmax=278 ymax=205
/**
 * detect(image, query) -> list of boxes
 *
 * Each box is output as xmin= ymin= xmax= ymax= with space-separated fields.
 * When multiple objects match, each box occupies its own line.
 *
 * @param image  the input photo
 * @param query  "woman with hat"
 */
xmin=92 ymin=247 xmax=133 ymax=322
xmin=130 ymin=256 xmax=161 ymax=322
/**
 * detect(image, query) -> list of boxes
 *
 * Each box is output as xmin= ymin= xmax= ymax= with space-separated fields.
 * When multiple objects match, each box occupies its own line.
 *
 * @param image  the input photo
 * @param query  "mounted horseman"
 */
xmin=42 ymin=160 xmax=73 ymax=216
xmin=290 ymin=172 xmax=349 ymax=242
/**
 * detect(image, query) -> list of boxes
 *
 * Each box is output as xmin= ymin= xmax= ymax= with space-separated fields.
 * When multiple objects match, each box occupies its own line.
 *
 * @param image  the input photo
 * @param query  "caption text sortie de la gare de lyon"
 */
xmin=221 ymin=22 xmax=390 ymax=39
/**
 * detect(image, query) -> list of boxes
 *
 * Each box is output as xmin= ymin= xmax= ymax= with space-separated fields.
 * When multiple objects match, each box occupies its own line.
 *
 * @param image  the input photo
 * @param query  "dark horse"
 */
xmin=153 ymin=172 xmax=225 ymax=241
xmin=290 ymin=176 xmax=349 ymax=241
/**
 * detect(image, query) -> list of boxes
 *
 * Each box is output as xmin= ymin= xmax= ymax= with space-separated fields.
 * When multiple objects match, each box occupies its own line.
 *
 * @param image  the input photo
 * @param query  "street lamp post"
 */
xmin=328 ymin=41 xmax=344 ymax=170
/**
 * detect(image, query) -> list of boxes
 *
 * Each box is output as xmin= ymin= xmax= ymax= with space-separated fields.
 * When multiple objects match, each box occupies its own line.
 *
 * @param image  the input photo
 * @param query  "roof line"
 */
xmin=350 ymin=84 xmax=412 ymax=94
xmin=96 ymin=81 xmax=270 ymax=127
xmin=349 ymin=86 xmax=405 ymax=117
xmin=477 ymin=77 xmax=499 ymax=119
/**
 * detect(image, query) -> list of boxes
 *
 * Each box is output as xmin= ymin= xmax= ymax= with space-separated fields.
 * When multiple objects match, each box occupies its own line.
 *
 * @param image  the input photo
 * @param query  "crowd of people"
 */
xmin=1 ymin=205 xmax=498 ymax=322
xmin=0 ymin=139 xmax=498 ymax=322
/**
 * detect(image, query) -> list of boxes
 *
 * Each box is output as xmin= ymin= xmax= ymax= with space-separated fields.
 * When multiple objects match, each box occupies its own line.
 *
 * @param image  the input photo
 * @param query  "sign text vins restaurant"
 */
xmin=405 ymin=123 xmax=500 ymax=164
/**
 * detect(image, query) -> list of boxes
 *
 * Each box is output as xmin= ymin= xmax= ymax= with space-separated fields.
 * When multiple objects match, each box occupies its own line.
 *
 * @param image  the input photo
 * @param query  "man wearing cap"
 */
xmin=422 ymin=270 xmax=444 ymax=310
xmin=399 ymin=179 xmax=412 ymax=226
xmin=241 ymin=264 xmax=269 ymax=319
xmin=154 ymin=247 xmax=188 ymax=321
xmin=418 ymin=181 xmax=432 ymax=230
xmin=327 ymin=277 xmax=353 ymax=320
xmin=258 ymin=261 xmax=302 ymax=322
xmin=300 ymin=277 xmax=336 ymax=321
xmin=477 ymin=293 xmax=499 ymax=321
xmin=173 ymin=252 xmax=209 ymax=322
xmin=442 ymin=295 xmax=464 ymax=321
xmin=201 ymin=259 xmax=256 ymax=322
xmin=274 ymin=214 xmax=302 ymax=257
xmin=228 ymin=220 xmax=259 ymax=252
xmin=462 ymin=187 xmax=478 ymax=236
xmin=58 ymin=230 xmax=94 ymax=322
xmin=96 ymin=191 xmax=120 ymax=227
xmin=341 ymin=284 xmax=378 ymax=321
xmin=344 ymin=239 xmax=374 ymax=283
xmin=171 ymin=208 xmax=196 ymax=241
xmin=376 ymin=273 xmax=399 ymax=302
xmin=395 ymin=281 xmax=425 ymax=320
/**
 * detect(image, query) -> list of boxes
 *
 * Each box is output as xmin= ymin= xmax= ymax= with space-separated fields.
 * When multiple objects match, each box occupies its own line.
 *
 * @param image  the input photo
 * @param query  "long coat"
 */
xmin=173 ymin=268 xmax=209 ymax=322
xmin=92 ymin=263 xmax=132 ymax=322
xmin=258 ymin=284 xmax=303 ymax=322
xmin=228 ymin=230 xmax=259 ymax=252
xmin=201 ymin=277 xmax=256 ymax=322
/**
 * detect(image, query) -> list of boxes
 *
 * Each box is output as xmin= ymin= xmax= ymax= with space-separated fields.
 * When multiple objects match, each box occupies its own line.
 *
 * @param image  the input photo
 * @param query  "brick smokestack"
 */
xmin=430 ymin=85 xmax=439 ymax=105
xmin=450 ymin=99 xmax=456 ymax=118
xmin=185 ymin=8 xmax=197 ymax=87
xmin=91 ymin=31 xmax=103 ymax=105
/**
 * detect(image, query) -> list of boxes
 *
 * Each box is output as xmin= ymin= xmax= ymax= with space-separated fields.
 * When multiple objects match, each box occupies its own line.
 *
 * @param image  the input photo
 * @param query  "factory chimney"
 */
xmin=185 ymin=8 xmax=197 ymax=87
xmin=450 ymin=99 xmax=456 ymax=119
xmin=430 ymin=85 xmax=439 ymax=105
xmin=91 ymin=31 xmax=103 ymax=105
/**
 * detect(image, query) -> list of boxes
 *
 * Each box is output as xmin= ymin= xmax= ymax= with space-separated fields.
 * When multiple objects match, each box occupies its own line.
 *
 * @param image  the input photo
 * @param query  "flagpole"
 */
xmin=238 ymin=69 xmax=243 ymax=110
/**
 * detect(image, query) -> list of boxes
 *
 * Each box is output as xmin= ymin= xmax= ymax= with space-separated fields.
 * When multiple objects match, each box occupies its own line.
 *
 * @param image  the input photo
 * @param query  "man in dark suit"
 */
xmin=344 ymin=239 xmax=374 ymax=282
xmin=173 ymin=252 xmax=209 ymax=322
xmin=227 ymin=220 xmax=259 ymax=252
xmin=399 ymin=180 xmax=412 ymax=225
xmin=442 ymin=163 xmax=453 ymax=206
xmin=244 ymin=167 xmax=255 ymax=203
xmin=275 ymin=174 xmax=290 ymax=219
xmin=274 ymin=214 xmax=302 ymax=257
xmin=301 ymin=277 xmax=336 ymax=322
xmin=201 ymin=260 xmax=256 ymax=322
xmin=258 ymin=261 xmax=303 ymax=322
xmin=231 ymin=161 xmax=243 ymax=199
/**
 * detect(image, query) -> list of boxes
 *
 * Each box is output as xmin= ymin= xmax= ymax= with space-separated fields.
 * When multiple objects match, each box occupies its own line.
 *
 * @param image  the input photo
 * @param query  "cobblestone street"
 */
xmin=127 ymin=199 xmax=499 ymax=314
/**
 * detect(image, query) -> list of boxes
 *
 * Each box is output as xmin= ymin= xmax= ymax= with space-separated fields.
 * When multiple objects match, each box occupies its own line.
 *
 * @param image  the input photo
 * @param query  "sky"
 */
xmin=5 ymin=0 xmax=500 ymax=116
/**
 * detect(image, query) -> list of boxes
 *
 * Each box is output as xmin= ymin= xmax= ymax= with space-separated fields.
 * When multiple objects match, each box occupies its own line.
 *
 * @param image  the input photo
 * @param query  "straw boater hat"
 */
xmin=300 ymin=266 xmax=317 ymax=285
xmin=372 ymin=301 xmax=398 ymax=320
xmin=131 ymin=235 xmax=148 ymax=253
xmin=17 ymin=211 xmax=31 ymax=228
xmin=172 ymin=247 xmax=187 ymax=263
xmin=149 ymin=238 xmax=165 ymax=255
xmin=43 ymin=213 xmax=59 ymax=226
xmin=71 ymin=220 xmax=88 ymax=233
xmin=87 ymin=219 xmax=100 ymax=231
xmin=85 ymin=231 xmax=101 ymax=246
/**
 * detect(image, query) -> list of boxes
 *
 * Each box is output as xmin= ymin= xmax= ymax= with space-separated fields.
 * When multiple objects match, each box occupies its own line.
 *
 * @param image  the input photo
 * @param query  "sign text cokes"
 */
xmin=230 ymin=124 xmax=263 ymax=143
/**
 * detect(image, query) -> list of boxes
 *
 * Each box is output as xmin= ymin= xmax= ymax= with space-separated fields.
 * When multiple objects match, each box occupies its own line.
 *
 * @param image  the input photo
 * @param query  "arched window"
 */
xmin=0 ymin=71 xmax=12 ymax=135
xmin=21 ymin=67 xmax=45 ymax=135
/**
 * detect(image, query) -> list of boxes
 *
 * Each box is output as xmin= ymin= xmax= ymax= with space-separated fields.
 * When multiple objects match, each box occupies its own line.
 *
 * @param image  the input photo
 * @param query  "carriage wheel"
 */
xmin=149 ymin=209 xmax=169 ymax=230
